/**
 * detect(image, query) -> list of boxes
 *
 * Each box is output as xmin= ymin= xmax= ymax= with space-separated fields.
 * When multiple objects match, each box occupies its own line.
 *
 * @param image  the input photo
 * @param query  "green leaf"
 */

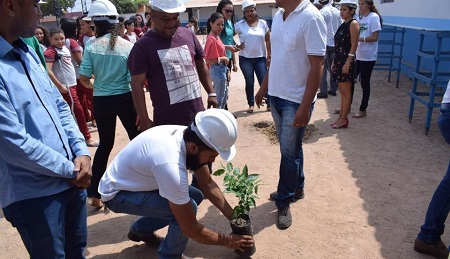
xmin=233 ymin=167 xmax=240 ymax=176
xmin=226 ymin=162 xmax=233 ymax=172
xmin=212 ymin=168 xmax=225 ymax=176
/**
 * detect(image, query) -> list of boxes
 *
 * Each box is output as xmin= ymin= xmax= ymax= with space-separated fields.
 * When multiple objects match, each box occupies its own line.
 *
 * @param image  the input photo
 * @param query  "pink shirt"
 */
xmin=204 ymin=34 xmax=226 ymax=61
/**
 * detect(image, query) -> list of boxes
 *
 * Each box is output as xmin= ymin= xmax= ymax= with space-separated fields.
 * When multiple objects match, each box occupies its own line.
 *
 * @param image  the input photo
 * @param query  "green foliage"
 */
xmin=40 ymin=0 xmax=76 ymax=17
xmin=110 ymin=0 xmax=138 ymax=14
xmin=213 ymin=162 xmax=263 ymax=220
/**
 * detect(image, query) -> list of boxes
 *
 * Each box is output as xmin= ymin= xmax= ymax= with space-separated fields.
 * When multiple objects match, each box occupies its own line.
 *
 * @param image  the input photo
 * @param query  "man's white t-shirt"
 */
xmin=98 ymin=125 xmax=190 ymax=205
xmin=356 ymin=12 xmax=382 ymax=61
xmin=235 ymin=19 xmax=269 ymax=58
xmin=268 ymin=1 xmax=326 ymax=104
xmin=320 ymin=3 xmax=342 ymax=47
xmin=443 ymin=80 xmax=450 ymax=104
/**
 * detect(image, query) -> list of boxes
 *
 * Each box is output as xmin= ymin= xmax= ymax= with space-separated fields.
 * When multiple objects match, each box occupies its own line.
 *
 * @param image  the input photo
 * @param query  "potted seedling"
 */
xmin=213 ymin=162 xmax=262 ymax=258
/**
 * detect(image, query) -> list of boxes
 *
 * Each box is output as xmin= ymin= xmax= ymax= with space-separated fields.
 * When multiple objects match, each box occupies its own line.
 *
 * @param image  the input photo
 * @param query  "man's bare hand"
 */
xmin=207 ymin=96 xmax=218 ymax=108
xmin=224 ymin=234 xmax=254 ymax=251
xmin=255 ymin=88 xmax=266 ymax=109
xmin=136 ymin=116 xmax=154 ymax=132
xmin=69 ymin=155 xmax=92 ymax=189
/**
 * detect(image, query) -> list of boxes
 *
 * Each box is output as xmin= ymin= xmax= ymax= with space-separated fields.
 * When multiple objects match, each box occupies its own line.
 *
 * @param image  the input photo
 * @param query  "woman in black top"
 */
xmin=331 ymin=0 xmax=359 ymax=129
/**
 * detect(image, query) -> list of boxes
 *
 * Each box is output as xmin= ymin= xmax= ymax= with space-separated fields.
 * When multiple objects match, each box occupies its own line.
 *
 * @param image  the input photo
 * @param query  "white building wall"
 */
xmin=377 ymin=0 xmax=449 ymax=20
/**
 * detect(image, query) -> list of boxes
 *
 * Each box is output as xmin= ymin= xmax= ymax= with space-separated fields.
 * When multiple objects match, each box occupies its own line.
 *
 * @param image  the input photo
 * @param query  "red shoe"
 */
xmin=332 ymin=118 xmax=349 ymax=129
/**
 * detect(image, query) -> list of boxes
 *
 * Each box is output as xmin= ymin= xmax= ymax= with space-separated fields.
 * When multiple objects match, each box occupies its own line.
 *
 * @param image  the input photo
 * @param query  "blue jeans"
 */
xmin=319 ymin=46 xmax=338 ymax=94
xmin=239 ymin=56 xmax=268 ymax=106
xmin=3 ymin=188 xmax=88 ymax=259
xmin=104 ymin=187 xmax=204 ymax=259
xmin=417 ymin=103 xmax=450 ymax=244
xmin=209 ymin=63 xmax=228 ymax=109
xmin=270 ymin=96 xmax=314 ymax=208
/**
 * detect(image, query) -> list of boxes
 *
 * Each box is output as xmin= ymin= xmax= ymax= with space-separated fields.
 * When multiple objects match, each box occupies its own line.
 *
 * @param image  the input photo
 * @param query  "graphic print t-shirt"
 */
xmin=128 ymin=27 xmax=205 ymax=126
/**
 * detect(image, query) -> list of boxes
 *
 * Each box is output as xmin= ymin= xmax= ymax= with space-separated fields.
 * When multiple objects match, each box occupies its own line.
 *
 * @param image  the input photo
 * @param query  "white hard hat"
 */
xmin=339 ymin=0 xmax=358 ymax=8
xmin=87 ymin=0 xmax=119 ymax=23
xmin=149 ymin=0 xmax=186 ymax=13
xmin=191 ymin=109 xmax=238 ymax=161
xmin=242 ymin=0 xmax=256 ymax=10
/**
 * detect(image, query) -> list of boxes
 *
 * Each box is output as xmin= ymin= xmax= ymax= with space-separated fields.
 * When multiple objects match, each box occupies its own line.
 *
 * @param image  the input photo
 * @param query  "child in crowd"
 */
xmin=204 ymin=12 xmax=229 ymax=109
xmin=44 ymin=27 xmax=98 ymax=147
xmin=78 ymin=15 xmax=95 ymax=49
xmin=35 ymin=25 xmax=50 ymax=52
xmin=123 ymin=20 xmax=138 ymax=43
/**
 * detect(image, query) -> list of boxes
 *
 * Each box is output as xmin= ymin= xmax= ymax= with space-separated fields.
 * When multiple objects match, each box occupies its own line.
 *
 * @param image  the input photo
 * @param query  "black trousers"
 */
xmin=88 ymin=92 xmax=140 ymax=198
xmin=351 ymin=60 xmax=376 ymax=112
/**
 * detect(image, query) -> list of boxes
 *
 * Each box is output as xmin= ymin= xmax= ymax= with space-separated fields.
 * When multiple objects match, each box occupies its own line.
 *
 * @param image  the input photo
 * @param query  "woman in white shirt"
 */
xmin=235 ymin=0 xmax=271 ymax=113
xmin=352 ymin=0 xmax=382 ymax=118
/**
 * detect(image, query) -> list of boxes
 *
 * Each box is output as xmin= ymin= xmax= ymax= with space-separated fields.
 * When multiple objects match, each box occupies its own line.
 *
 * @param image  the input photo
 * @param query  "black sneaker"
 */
xmin=414 ymin=238 xmax=449 ymax=259
xmin=269 ymin=189 xmax=304 ymax=202
xmin=277 ymin=206 xmax=292 ymax=229
xmin=317 ymin=92 xmax=328 ymax=98
xmin=128 ymin=230 xmax=163 ymax=247
xmin=327 ymin=90 xmax=337 ymax=96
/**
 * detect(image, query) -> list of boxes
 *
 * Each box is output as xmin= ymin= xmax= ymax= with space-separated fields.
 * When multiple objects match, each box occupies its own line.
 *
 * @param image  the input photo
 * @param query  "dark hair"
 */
xmin=184 ymin=125 xmax=214 ymax=152
xmin=94 ymin=20 xmax=121 ymax=50
xmin=124 ymin=20 xmax=134 ymax=27
xmin=313 ymin=3 xmax=323 ymax=10
xmin=364 ymin=0 xmax=383 ymax=26
xmin=49 ymin=27 xmax=64 ymax=37
xmin=129 ymin=16 xmax=138 ymax=25
xmin=243 ymin=6 xmax=259 ymax=21
xmin=215 ymin=0 xmax=235 ymax=37
xmin=118 ymin=16 xmax=125 ymax=23
xmin=209 ymin=12 xmax=224 ymax=25
xmin=207 ymin=13 xmax=224 ymax=34
xmin=135 ymin=14 xmax=144 ymax=28
xmin=79 ymin=14 xmax=95 ymax=34
xmin=36 ymin=25 xmax=51 ymax=47
xmin=61 ymin=19 xmax=77 ymax=40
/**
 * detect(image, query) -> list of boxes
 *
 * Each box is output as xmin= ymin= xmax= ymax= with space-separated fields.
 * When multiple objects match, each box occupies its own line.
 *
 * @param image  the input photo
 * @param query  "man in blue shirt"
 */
xmin=0 ymin=0 xmax=91 ymax=257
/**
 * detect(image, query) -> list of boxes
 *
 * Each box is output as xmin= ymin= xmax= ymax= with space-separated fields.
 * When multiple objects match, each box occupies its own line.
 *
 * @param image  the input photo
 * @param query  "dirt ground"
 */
xmin=1 ymin=48 xmax=450 ymax=258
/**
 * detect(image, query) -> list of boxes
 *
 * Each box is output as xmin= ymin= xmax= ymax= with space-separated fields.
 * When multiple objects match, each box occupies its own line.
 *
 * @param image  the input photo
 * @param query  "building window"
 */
xmin=381 ymin=0 xmax=394 ymax=3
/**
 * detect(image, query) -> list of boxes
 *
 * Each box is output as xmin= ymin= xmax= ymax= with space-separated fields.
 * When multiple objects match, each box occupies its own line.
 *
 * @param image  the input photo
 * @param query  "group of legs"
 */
xmin=330 ymin=60 xmax=376 ymax=129
xmin=240 ymin=56 xmax=270 ymax=113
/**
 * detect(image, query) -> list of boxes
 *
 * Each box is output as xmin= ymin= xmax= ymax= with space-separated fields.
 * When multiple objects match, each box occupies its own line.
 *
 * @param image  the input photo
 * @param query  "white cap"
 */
xmin=340 ymin=0 xmax=358 ymax=8
xmin=191 ymin=109 xmax=238 ymax=161
xmin=149 ymin=0 xmax=186 ymax=13
xmin=242 ymin=0 xmax=256 ymax=10
xmin=38 ymin=0 xmax=47 ymax=3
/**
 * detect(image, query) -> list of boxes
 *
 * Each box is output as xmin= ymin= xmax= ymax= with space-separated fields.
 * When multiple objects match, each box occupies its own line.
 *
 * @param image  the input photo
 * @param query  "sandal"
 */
xmin=352 ymin=111 xmax=366 ymax=118
xmin=247 ymin=106 xmax=254 ymax=113
xmin=90 ymin=198 xmax=103 ymax=208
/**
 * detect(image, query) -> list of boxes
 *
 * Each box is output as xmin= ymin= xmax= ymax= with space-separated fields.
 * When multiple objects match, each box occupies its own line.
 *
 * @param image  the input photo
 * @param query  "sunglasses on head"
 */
xmin=223 ymin=9 xmax=234 ymax=14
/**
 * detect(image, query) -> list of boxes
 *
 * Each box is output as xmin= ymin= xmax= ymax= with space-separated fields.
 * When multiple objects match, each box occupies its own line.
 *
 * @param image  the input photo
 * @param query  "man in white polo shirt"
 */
xmin=256 ymin=0 xmax=326 ymax=230
xmin=317 ymin=0 xmax=342 ymax=98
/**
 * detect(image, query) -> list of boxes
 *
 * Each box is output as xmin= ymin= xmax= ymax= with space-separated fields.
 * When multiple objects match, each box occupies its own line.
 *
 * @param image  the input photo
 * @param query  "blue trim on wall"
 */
xmin=384 ymin=16 xmax=450 ymax=31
